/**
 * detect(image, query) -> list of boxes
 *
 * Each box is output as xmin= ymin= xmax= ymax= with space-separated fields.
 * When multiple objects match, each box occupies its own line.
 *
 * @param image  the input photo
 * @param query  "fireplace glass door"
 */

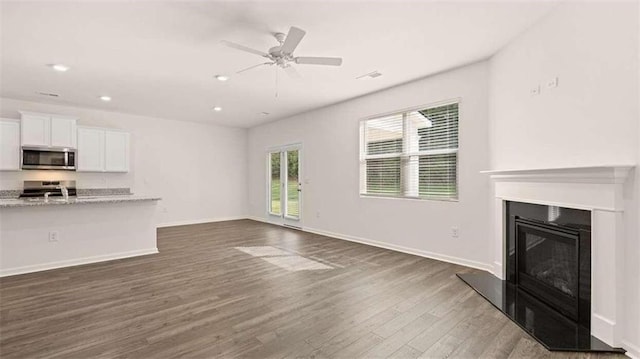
xmin=516 ymin=219 xmax=580 ymax=320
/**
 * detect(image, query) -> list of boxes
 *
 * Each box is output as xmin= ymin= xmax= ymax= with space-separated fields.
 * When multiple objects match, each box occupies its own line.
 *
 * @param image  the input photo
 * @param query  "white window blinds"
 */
xmin=360 ymin=102 xmax=459 ymax=200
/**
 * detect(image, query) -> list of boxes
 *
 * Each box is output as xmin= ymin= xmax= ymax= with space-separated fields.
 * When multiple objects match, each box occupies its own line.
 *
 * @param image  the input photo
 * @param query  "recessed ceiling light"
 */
xmin=213 ymin=106 xmax=222 ymax=112
xmin=49 ymin=64 xmax=70 ymax=72
xmin=99 ymin=96 xmax=112 ymax=102
xmin=260 ymin=112 xmax=270 ymax=116
xmin=215 ymin=75 xmax=229 ymax=82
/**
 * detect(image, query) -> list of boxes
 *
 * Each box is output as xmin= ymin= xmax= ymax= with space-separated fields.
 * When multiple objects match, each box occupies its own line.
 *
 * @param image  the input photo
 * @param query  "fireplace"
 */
xmin=456 ymin=199 xmax=616 ymax=352
xmin=457 ymin=165 xmax=631 ymax=354
xmin=506 ymin=201 xmax=591 ymax=328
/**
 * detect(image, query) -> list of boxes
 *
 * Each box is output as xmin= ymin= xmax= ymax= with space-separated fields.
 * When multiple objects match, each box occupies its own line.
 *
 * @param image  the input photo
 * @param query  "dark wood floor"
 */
xmin=0 ymin=220 xmax=625 ymax=358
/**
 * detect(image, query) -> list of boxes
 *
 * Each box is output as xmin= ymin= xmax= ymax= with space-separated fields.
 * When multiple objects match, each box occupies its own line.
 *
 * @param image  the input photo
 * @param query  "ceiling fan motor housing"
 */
xmin=269 ymin=46 xmax=283 ymax=56
xmin=273 ymin=32 xmax=286 ymax=44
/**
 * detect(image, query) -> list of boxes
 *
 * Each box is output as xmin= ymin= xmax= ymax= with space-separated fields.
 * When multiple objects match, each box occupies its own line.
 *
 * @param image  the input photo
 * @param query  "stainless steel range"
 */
xmin=19 ymin=180 xmax=77 ymax=202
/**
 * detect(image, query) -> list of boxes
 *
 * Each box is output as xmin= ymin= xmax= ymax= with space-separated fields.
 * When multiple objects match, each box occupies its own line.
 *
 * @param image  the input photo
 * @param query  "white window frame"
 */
xmin=359 ymin=98 xmax=460 ymax=202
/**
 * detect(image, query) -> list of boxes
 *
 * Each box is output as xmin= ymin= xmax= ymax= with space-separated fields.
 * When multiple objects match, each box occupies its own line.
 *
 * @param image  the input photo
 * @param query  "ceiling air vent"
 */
xmin=36 ymin=91 xmax=59 ymax=97
xmin=356 ymin=71 xmax=382 ymax=80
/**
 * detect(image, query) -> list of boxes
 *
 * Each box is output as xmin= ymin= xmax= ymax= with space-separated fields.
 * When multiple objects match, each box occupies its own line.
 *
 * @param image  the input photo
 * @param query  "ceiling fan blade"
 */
xmin=280 ymin=26 xmax=306 ymax=54
xmin=237 ymin=62 xmax=273 ymax=74
xmin=295 ymin=57 xmax=342 ymax=66
xmin=221 ymin=40 xmax=269 ymax=57
xmin=283 ymin=65 xmax=301 ymax=79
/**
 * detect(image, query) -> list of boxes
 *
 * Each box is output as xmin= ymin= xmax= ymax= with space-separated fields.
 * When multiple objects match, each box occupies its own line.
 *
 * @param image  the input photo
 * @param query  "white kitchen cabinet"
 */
xmin=20 ymin=111 xmax=77 ymax=148
xmin=105 ymin=131 xmax=129 ymax=172
xmin=50 ymin=116 xmax=77 ymax=148
xmin=77 ymin=127 xmax=104 ymax=172
xmin=77 ymin=127 xmax=129 ymax=173
xmin=20 ymin=112 xmax=50 ymax=147
xmin=0 ymin=119 xmax=21 ymax=171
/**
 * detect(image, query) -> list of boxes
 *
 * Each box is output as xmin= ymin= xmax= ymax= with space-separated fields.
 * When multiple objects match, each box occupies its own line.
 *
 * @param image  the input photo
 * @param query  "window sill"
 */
xmin=359 ymin=194 xmax=459 ymax=203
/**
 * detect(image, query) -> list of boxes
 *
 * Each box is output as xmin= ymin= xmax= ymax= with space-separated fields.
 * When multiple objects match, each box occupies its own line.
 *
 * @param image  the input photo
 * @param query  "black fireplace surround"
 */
xmin=507 ymin=201 xmax=591 ymax=329
xmin=458 ymin=201 xmax=625 ymax=354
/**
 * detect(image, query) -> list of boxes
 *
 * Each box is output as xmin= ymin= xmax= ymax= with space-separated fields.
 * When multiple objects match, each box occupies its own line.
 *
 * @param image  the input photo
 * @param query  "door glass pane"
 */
xmin=269 ymin=152 xmax=281 ymax=215
xmin=286 ymin=150 xmax=299 ymax=218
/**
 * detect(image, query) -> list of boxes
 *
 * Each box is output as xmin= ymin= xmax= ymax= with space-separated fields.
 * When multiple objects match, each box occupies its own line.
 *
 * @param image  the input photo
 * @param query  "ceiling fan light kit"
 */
xmin=222 ymin=26 xmax=343 ymax=78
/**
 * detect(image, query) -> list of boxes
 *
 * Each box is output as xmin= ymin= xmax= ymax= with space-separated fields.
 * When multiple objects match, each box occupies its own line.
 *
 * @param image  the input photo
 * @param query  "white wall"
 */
xmin=0 ymin=97 xmax=248 ymax=226
xmin=248 ymin=61 xmax=492 ymax=269
xmin=489 ymin=2 xmax=639 ymax=354
xmin=489 ymin=2 xmax=637 ymax=169
xmin=634 ymin=2 xmax=640 ymax=351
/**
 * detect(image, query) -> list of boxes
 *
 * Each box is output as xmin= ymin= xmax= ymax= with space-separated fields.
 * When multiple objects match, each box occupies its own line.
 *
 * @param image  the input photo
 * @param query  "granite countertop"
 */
xmin=0 ymin=195 xmax=161 ymax=208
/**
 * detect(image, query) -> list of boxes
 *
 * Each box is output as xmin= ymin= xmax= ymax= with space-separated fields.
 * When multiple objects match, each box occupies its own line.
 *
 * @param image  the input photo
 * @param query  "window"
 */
xmin=359 ymin=102 xmax=458 ymax=200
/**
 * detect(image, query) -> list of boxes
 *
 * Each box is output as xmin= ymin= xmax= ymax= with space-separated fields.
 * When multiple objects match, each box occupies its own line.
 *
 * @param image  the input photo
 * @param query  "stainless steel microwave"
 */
xmin=21 ymin=147 xmax=76 ymax=171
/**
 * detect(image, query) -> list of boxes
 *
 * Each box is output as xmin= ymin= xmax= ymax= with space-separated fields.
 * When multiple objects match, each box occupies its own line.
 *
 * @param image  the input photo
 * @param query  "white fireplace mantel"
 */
xmin=485 ymin=164 xmax=635 ymax=348
xmin=481 ymin=165 xmax=633 ymax=184
xmin=484 ymin=165 xmax=634 ymax=213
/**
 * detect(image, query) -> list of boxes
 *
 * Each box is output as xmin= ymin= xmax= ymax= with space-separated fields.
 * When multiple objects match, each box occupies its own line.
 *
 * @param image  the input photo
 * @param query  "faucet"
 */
xmin=43 ymin=192 xmax=52 ymax=202
xmin=57 ymin=185 xmax=69 ymax=201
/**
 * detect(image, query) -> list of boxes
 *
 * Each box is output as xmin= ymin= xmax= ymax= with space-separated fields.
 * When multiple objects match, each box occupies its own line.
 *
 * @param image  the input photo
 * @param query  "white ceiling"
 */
xmin=0 ymin=1 xmax=554 ymax=128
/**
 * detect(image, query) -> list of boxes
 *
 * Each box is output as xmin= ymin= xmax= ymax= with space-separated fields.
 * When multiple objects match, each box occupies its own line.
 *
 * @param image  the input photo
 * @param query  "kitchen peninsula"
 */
xmin=0 ymin=183 xmax=161 ymax=276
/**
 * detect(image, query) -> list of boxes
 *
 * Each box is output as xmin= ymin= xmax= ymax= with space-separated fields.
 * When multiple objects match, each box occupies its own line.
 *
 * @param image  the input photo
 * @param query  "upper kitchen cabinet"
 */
xmin=105 ymin=131 xmax=130 ymax=172
xmin=20 ymin=111 xmax=77 ymax=148
xmin=77 ymin=127 xmax=130 ymax=173
xmin=20 ymin=112 xmax=49 ymax=147
xmin=50 ymin=116 xmax=77 ymax=148
xmin=0 ymin=119 xmax=21 ymax=171
xmin=77 ymin=127 xmax=105 ymax=172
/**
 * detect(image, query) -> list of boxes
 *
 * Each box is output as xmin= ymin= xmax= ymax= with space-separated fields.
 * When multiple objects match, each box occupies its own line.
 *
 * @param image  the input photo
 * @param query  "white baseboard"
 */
xmin=491 ymin=261 xmax=504 ymax=279
xmin=247 ymin=216 xmax=271 ymax=224
xmin=0 ymin=248 xmax=158 ymax=277
xmin=158 ymin=216 xmax=247 ymax=228
xmin=622 ymin=340 xmax=640 ymax=359
xmin=247 ymin=216 xmax=492 ymax=272
xmin=591 ymin=313 xmax=616 ymax=347
xmin=303 ymin=226 xmax=492 ymax=272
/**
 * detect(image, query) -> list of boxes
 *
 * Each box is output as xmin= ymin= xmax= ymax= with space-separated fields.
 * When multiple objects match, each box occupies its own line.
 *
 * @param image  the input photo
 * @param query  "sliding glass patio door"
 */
xmin=268 ymin=144 xmax=302 ymax=226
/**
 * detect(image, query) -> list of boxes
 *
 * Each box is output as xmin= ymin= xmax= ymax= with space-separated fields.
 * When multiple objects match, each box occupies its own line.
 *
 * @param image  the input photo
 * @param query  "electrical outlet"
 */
xmin=316 ymin=211 xmax=320 ymax=218
xmin=49 ymin=231 xmax=59 ymax=242
xmin=162 ymin=207 xmax=168 ymax=213
xmin=530 ymin=85 xmax=540 ymax=96
xmin=451 ymin=227 xmax=459 ymax=238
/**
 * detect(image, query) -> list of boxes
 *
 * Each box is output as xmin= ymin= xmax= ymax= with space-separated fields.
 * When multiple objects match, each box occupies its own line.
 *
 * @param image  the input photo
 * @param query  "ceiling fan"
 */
xmin=221 ymin=26 xmax=343 ymax=78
